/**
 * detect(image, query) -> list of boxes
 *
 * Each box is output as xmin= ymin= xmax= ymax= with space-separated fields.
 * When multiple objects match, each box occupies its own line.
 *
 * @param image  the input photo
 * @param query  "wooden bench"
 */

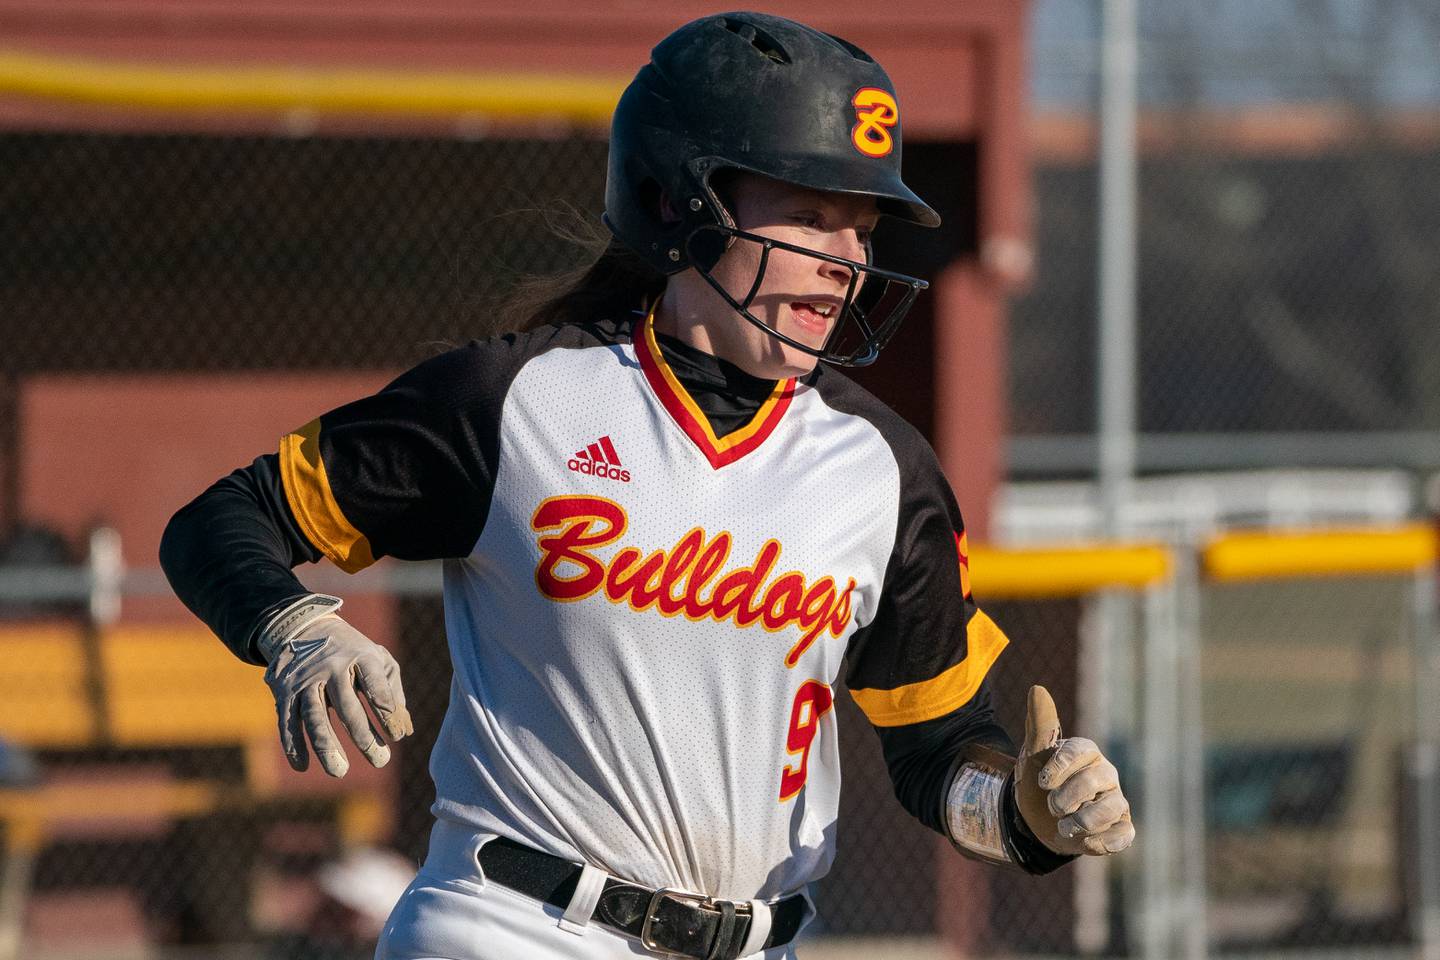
xmin=0 ymin=621 xmax=387 ymax=957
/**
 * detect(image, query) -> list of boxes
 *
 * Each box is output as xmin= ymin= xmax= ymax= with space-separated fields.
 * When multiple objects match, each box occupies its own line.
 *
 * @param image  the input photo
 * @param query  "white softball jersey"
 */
xmin=277 ymin=311 xmax=1010 ymax=904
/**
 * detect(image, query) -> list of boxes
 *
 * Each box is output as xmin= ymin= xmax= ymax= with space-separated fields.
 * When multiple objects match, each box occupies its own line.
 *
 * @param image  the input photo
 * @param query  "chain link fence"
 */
xmin=1015 ymin=8 xmax=1440 ymax=945
xmin=1194 ymin=532 xmax=1440 ymax=960
xmin=1015 ymin=0 xmax=1440 ymax=471
xmin=2 ymin=133 xmax=609 ymax=376
xmin=1013 ymin=148 xmax=1440 ymax=439
xmin=1201 ymin=576 xmax=1415 ymax=951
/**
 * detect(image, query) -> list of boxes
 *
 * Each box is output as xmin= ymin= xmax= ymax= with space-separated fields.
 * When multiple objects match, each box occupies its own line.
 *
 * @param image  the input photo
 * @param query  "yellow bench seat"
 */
xmin=0 ymin=623 xmax=272 ymax=750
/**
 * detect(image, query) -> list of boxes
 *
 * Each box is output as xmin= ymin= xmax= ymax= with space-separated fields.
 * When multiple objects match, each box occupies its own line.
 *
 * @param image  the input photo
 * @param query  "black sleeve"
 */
xmin=835 ymin=413 xmax=1033 ymax=853
xmin=277 ymin=324 xmax=599 ymax=570
xmin=873 ymin=676 xmax=1012 ymax=832
xmin=160 ymin=340 xmax=500 ymax=660
xmin=275 ymin=345 xmax=496 ymax=570
xmin=842 ymin=421 xmax=1009 ymax=733
xmin=815 ymin=370 xmax=1069 ymax=873
xmin=159 ymin=454 xmax=320 ymax=664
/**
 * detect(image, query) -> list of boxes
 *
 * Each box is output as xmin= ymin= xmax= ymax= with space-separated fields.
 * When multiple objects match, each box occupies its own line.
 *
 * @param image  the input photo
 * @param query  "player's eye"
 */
xmin=790 ymin=212 xmax=824 ymax=229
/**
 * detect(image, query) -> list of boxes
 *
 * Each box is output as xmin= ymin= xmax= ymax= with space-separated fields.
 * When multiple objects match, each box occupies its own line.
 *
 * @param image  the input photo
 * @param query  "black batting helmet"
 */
xmin=603 ymin=11 xmax=940 ymax=367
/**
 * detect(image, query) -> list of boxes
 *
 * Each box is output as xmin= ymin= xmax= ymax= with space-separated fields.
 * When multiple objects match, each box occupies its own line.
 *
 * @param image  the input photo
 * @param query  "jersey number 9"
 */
xmin=779 ymin=680 xmax=834 ymax=801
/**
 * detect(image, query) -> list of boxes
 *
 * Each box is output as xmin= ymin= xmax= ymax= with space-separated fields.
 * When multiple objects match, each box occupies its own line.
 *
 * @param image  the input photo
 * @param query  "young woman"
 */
xmin=161 ymin=13 xmax=1132 ymax=960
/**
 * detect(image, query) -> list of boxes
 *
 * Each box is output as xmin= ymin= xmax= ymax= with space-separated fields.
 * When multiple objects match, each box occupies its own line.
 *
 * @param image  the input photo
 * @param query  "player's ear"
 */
xmin=657 ymin=189 xmax=680 ymax=225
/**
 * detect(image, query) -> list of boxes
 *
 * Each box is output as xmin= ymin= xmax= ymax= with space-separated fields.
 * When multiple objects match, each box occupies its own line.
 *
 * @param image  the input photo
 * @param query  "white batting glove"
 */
xmin=1014 ymin=685 xmax=1135 ymax=856
xmin=259 ymin=595 xmax=414 ymax=778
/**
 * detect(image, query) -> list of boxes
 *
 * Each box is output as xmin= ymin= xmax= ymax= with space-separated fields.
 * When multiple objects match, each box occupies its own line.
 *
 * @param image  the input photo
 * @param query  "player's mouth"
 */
xmin=788 ymin=300 xmax=838 ymax=337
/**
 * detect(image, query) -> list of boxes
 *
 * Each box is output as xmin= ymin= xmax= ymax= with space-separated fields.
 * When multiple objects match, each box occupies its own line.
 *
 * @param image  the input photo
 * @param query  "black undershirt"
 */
xmin=158 ymin=330 xmax=1068 ymax=872
xmin=652 ymin=332 xmax=772 ymax=438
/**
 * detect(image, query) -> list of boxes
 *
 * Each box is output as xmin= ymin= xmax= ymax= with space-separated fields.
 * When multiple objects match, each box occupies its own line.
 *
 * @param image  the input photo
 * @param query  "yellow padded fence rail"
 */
xmin=0 ymin=623 xmax=272 ymax=749
xmin=969 ymin=543 xmax=1172 ymax=599
xmin=1204 ymin=524 xmax=1439 ymax=582
xmin=0 ymin=49 xmax=627 ymax=120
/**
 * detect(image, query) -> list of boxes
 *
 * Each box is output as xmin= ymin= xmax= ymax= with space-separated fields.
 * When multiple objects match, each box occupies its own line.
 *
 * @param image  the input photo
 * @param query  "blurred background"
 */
xmin=1 ymin=1 xmax=1438 ymax=958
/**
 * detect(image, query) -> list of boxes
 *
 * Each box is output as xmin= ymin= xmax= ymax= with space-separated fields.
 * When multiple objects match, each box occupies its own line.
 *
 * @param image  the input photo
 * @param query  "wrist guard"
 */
xmin=943 ymin=744 xmax=1078 ymax=874
xmin=945 ymin=758 xmax=1011 ymax=864
xmin=255 ymin=593 xmax=344 ymax=664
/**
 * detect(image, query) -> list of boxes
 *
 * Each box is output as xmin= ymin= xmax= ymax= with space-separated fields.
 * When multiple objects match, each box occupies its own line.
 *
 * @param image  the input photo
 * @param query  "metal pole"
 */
xmin=1075 ymin=594 xmax=1116 ymax=954
xmin=1096 ymin=2 xmax=1144 ymax=955
xmin=88 ymin=526 xmax=124 ymax=627
xmin=1411 ymin=561 xmax=1440 ymax=960
xmin=1175 ymin=548 xmax=1209 ymax=960
xmin=1097 ymin=0 xmax=1139 ymax=540
xmin=1138 ymin=575 xmax=1179 ymax=960
xmin=83 ymin=527 xmax=124 ymax=744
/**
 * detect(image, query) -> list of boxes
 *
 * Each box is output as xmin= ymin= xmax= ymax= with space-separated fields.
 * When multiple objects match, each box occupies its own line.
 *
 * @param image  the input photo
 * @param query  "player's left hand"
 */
xmin=1014 ymin=685 xmax=1134 ymax=856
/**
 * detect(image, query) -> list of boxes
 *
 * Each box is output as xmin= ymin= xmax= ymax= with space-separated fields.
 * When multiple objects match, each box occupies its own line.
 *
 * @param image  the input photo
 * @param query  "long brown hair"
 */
xmin=497 ymin=208 xmax=668 ymax=333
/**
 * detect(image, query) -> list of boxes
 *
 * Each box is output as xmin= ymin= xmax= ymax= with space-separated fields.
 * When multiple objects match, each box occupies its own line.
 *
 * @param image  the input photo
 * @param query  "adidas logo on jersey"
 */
xmin=568 ymin=435 xmax=631 ymax=483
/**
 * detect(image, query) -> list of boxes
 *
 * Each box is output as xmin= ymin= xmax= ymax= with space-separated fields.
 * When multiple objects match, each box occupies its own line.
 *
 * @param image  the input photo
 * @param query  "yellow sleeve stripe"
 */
xmin=850 ymin=608 xmax=1011 ymax=728
xmin=278 ymin=419 xmax=376 ymax=574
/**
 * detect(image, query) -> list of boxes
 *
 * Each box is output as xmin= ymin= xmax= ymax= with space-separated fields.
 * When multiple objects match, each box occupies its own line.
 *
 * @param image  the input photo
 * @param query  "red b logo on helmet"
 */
xmin=850 ymin=87 xmax=899 ymax=158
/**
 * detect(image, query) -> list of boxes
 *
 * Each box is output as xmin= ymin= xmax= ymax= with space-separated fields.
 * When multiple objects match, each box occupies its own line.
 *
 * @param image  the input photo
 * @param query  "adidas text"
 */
xmin=568 ymin=458 xmax=631 ymax=483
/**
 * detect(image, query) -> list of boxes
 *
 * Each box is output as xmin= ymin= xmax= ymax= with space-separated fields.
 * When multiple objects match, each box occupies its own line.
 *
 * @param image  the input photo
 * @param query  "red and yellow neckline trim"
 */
xmin=635 ymin=305 xmax=796 ymax=469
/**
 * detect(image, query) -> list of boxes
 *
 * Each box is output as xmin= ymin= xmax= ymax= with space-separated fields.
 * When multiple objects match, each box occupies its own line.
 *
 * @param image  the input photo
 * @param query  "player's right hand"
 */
xmin=262 ymin=612 xmax=414 ymax=778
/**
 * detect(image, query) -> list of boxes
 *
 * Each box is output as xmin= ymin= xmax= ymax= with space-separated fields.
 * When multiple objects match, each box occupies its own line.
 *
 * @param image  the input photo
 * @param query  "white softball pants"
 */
xmin=375 ymin=819 xmax=801 ymax=960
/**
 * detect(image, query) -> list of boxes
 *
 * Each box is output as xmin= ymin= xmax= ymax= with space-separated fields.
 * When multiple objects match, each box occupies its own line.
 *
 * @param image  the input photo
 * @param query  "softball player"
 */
xmin=161 ymin=13 xmax=1132 ymax=959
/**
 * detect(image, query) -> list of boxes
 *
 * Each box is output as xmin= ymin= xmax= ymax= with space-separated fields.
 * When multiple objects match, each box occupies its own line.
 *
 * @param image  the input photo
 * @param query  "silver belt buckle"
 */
xmin=639 ymin=887 xmax=716 ymax=957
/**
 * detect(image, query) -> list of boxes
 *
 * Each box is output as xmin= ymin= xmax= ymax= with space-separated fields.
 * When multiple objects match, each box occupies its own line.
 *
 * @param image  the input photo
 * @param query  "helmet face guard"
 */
xmin=684 ymin=224 xmax=928 ymax=367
